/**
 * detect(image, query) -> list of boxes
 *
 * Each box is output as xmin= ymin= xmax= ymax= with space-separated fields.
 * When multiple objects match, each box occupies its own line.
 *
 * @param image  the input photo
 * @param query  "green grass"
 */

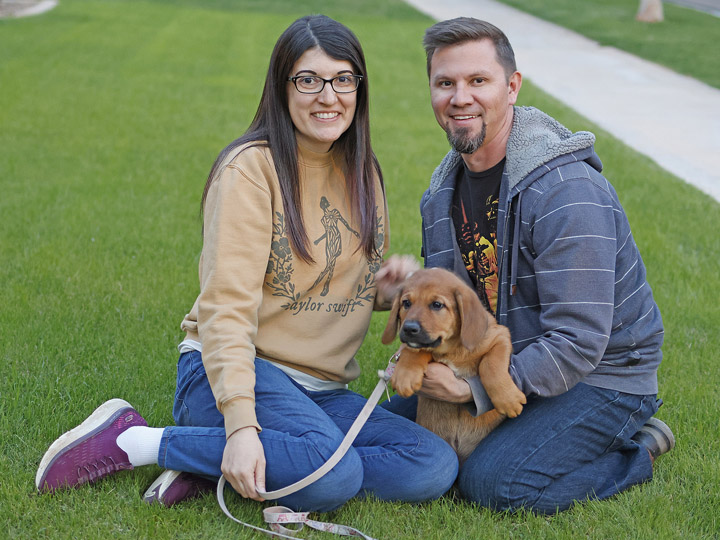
xmin=495 ymin=0 xmax=720 ymax=89
xmin=2 ymin=0 xmax=719 ymax=538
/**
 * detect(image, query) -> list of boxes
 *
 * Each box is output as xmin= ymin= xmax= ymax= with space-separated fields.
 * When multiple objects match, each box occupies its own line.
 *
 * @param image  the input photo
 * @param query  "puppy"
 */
xmin=382 ymin=268 xmax=526 ymax=462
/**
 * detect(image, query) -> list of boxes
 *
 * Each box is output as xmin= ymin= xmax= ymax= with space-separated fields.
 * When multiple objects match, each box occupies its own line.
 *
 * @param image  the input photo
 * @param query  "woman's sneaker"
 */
xmin=143 ymin=469 xmax=216 ymax=507
xmin=632 ymin=417 xmax=675 ymax=461
xmin=36 ymin=399 xmax=147 ymax=492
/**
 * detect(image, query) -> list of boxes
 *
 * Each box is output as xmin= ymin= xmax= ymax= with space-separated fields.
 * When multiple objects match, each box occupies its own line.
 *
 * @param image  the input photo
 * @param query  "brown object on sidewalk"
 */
xmin=636 ymin=0 xmax=665 ymax=22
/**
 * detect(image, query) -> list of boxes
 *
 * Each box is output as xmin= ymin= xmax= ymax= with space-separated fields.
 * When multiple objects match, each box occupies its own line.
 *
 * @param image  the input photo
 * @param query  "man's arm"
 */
xmin=507 ymin=178 xmax=617 ymax=398
xmin=418 ymin=366 xmax=494 ymax=416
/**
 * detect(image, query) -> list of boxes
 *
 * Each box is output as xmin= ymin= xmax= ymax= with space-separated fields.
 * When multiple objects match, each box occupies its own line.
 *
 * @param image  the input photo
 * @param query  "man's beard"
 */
xmin=446 ymin=121 xmax=487 ymax=154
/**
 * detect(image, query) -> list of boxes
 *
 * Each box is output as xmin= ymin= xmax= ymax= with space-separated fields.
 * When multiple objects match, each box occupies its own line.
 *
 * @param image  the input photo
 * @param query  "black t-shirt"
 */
xmin=451 ymin=158 xmax=505 ymax=314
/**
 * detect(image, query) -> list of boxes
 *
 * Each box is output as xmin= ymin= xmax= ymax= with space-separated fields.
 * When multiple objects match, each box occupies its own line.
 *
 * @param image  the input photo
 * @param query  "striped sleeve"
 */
xmin=510 ymin=178 xmax=617 ymax=397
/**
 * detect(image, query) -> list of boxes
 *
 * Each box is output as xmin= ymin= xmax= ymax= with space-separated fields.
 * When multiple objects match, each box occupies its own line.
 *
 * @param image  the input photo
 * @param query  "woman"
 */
xmin=35 ymin=15 xmax=457 ymax=512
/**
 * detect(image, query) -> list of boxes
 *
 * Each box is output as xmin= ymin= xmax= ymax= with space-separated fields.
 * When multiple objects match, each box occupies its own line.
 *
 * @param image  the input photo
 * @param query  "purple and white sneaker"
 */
xmin=36 ymin=398 xmax=147 ymax=493
xmin=143 ymin=469 xmax=215 ymax=507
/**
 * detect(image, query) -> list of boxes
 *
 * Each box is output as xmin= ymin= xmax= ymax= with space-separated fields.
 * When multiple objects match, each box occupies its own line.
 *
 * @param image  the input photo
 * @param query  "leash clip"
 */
xmin=377 ymin=351 xmax=400 ymax=402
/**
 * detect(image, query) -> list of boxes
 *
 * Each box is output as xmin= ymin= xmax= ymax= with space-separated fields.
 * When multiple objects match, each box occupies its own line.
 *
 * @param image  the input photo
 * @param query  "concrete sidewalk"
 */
xmin=405 ymin=0 xmax=720 ymax=203
xmin=0 ymin=0 xmax=57 ymax=18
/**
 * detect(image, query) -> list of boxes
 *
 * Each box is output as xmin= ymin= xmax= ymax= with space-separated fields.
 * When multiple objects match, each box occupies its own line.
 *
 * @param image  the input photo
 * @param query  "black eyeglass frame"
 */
xmin=287 ymin=74 xmax=364 ymax=94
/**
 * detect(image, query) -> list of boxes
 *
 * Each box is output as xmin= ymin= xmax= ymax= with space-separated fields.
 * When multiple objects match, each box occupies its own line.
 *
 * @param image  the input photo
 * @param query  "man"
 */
xmin=383 ymin=17 xmax=674 ymax=514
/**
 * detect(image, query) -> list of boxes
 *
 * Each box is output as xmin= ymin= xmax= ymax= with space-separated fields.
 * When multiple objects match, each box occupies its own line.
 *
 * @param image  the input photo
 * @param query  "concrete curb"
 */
xmin=0 ymin=0 xmax=58 ymax=18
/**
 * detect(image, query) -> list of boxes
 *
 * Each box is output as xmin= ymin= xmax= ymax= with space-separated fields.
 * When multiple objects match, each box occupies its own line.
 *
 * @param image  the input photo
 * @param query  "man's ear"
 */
xmin=508 ymin=70 xmax=522 ymax=106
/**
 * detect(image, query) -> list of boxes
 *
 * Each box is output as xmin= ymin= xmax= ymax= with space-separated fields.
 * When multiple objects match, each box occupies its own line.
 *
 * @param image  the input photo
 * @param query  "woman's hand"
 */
xmin=221 ymin=426 xmax=266 ymax=501
xmin=375 ymin=254 xmax=420 ymax=309
xmin=417 ymin=362 xmax=473 ymax=403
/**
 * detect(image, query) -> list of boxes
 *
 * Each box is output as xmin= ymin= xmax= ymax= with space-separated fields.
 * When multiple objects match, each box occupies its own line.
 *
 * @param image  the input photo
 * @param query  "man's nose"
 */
xmin=450 ymin=83 xmax=473 ymax=106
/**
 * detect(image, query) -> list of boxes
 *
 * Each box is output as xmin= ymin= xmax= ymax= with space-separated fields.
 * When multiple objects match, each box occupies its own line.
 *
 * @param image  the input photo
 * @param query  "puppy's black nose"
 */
xmin=401 ymin=320 xmax=421 ymax=336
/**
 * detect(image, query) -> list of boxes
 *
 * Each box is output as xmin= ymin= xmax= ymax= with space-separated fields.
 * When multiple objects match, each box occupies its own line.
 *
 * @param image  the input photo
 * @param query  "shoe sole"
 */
xmin=143 ymin=469 xmax=182 ymax=503
xmin=644 ymin=416 xmax=675 ymax=452
xmin=35 ymin=398 xmax=136 ymax=491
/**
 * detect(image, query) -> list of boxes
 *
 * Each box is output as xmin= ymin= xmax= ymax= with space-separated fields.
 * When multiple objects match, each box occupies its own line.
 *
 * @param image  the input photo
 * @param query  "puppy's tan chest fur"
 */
xmin=432 ymin=337 xmax=491 ymax=378
xmin=431 ymin=352 xmax=475 ymax=379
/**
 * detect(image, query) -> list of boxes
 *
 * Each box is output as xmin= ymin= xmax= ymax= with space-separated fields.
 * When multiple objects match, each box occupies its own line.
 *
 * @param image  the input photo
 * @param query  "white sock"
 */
xmin=116 ymin=426 xmax=164 ymax=467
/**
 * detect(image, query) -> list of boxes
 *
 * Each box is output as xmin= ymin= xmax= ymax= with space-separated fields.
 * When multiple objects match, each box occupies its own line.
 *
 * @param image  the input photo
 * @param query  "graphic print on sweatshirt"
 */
xmin=308 ymin=196 xmax=360 ymax=297
xmin=264 ymin=199 xmax=384 ymax=316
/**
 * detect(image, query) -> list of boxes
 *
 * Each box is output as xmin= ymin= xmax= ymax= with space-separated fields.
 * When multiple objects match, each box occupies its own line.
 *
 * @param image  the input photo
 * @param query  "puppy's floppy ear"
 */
xmin=381 ymin=291 xmax=402 ymax=344
xmin=454 ymin=287 xmax=490 ymax=350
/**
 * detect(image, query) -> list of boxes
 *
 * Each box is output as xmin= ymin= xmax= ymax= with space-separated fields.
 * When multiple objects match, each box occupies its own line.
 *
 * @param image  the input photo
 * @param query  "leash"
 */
xmin=216 ymin=353 xmax=398 ymax=539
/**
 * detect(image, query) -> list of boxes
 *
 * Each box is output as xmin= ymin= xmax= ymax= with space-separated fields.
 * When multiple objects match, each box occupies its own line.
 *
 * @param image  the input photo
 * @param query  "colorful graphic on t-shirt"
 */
xmin=455 ymin=194 xmax=499 ymax=314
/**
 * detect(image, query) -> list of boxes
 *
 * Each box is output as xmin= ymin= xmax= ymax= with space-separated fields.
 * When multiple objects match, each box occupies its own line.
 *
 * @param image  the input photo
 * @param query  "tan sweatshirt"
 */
xmin=181 ymin=142 xmax=388 ymax=439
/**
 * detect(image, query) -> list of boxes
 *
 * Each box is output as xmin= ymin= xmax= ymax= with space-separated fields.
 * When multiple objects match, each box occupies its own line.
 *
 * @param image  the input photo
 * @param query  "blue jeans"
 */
xmin=384 ymin=382 xmax=658 ymax=514
xmin=158 ymin=351 xmax=458 ymax=512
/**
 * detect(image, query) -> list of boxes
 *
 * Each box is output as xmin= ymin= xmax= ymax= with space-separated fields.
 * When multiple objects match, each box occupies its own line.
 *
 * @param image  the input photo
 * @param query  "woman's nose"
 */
xmin=317 ymin=82 xmax=339 ymax=104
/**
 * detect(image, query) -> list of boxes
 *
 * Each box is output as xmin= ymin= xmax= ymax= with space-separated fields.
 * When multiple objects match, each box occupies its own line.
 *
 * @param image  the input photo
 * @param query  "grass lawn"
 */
xmin=495 ymin=0 xmax=720 ymax=89
xmin=2 ymin=0 xmax=719 ymax=538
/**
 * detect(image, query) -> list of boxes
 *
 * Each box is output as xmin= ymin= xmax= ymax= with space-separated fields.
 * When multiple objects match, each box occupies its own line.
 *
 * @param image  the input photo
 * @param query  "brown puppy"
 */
xmin=382 ymin=267 xmax=526 ymax=462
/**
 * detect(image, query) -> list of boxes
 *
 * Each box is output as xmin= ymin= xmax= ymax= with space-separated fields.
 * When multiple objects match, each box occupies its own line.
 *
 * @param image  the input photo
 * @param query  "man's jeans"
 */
xmin=385 ymin=382 xmax=658 ymax=514
xmin=158 ymin=351 xmax=458 ymax=512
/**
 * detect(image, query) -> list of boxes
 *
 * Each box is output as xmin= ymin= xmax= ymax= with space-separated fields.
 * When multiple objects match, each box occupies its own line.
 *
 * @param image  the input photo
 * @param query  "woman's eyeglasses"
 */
xmin=287 ymin=74 xmax=363 ymax=94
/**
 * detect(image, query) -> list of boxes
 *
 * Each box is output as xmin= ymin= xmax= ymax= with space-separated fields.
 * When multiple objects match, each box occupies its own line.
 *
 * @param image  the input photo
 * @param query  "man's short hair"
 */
xmin=423 ymin=17 xmax=517 ymax=80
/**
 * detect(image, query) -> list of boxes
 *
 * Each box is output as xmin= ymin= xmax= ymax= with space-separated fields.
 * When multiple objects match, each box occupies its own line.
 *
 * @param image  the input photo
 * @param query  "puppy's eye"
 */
xmin=401 ymin=299 xmax=411 ymax=309
xmin=430 ymin=301 xmax=444 ymax=310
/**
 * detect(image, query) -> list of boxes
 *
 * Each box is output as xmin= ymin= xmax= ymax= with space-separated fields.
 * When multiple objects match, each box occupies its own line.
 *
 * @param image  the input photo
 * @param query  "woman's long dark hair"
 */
xmin=202 ymin=15 xmax=383 ymax=263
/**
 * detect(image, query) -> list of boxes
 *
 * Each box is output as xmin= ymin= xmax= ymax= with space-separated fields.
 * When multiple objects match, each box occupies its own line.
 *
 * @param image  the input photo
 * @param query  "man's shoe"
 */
xmin=36 ymin=399 xmax=147 ymax=492
xmin=632 ymin=416 xmax=675 ymax=460
xmin=143 ymin=469 xmax=215 ymax=507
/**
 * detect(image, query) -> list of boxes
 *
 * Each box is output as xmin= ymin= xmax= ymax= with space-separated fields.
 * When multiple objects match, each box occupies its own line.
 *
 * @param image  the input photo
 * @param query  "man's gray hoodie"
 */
xmin=420 ymin=106 xmax=663 ymax=400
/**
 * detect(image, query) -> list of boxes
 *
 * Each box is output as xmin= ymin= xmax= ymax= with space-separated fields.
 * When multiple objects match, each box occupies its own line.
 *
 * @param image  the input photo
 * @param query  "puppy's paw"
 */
xmin=391 ymin=367 xmax=425 ymax=398
xmin=492 ymin=386 xmax=527 ymax=418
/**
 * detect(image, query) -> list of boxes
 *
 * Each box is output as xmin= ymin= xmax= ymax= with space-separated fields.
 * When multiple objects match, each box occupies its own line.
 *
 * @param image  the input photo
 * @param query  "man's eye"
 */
xmin=439 ymin=81 xmax=452 ymax=88
xmin=430 ymin=301 xmax=444 ymax=310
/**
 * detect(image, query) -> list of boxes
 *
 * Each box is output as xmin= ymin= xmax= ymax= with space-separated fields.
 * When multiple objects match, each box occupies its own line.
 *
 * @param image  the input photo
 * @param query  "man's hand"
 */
xmin=221 ymin=426 xmax=266 ymax=501
xmin=417 ymin=362 xmax=473 ymax=403
xmin=375 ymin=254 xmax=420 ymax=310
